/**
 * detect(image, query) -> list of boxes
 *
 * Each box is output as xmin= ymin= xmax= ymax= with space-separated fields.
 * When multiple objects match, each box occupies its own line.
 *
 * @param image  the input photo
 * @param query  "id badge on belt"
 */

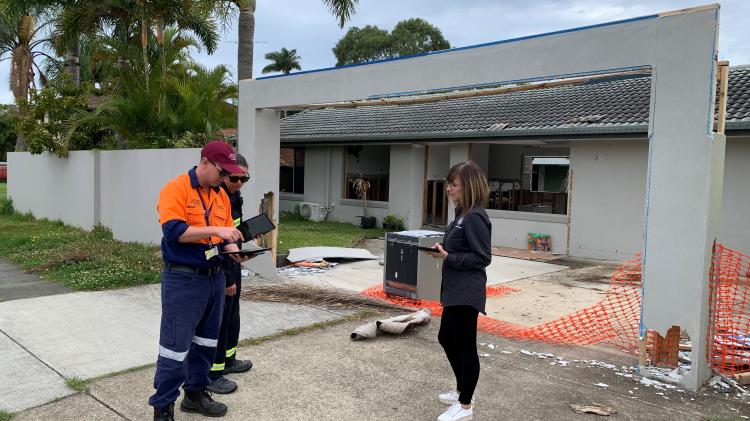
xmin=205 ymin=242 xmax=219 ymax=260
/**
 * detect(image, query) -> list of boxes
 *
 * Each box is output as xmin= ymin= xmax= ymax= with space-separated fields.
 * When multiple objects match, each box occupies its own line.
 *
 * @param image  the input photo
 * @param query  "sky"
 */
xmin=1 ymin=0 xmax=748 ymax=104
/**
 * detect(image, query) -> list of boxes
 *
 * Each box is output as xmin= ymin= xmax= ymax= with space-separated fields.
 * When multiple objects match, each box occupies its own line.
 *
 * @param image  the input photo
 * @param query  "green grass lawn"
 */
xmin=277 ymin=213 xmax=384 ymax=255
xmin=0 ymin=213 xmax=162 ymax=291
xmin=0 ymin=192 xmax=383 ymax=290
xmin=0 ymin=182 xmax=6 ymax=198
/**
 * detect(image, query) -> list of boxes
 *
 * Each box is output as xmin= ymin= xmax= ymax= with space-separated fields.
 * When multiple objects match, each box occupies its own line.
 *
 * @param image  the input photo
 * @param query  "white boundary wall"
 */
xmin=8 ymin=151 xmax=100 ymax=230
xmin=8 ymin=149 xmax=202 ymax=244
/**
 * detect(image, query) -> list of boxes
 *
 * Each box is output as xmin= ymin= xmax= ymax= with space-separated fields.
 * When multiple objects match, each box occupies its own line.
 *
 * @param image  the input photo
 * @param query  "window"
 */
xmin=530 ymin=157 xmax=569 ymax=193
xmin=280 ymin=147 xmax=304 ymax=194
xmin=343 ymin=145 xmax=389 ymax=202
xmin=485 ymin=145 xmax=570 ymax=215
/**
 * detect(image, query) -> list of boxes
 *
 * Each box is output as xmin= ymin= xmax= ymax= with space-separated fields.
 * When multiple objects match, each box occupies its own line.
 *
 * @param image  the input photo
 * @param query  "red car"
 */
xmin=0 ymin=162 xmax=6 ymax=182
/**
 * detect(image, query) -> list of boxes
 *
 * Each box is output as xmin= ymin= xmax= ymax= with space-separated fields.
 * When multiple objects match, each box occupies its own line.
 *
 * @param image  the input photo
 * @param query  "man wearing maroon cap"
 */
xmin=150 ymin=140 xmax=253 ymax=420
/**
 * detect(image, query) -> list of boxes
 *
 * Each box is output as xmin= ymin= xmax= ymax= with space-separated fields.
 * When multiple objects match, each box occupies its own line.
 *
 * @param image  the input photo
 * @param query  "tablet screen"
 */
xmin=238 ymin=214 xmax=276 ymax=242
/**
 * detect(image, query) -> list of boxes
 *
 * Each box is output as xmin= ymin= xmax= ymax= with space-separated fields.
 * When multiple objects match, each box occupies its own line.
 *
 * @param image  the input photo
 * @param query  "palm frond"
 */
xmin=322 ymin=0 xmax=358 ymax=28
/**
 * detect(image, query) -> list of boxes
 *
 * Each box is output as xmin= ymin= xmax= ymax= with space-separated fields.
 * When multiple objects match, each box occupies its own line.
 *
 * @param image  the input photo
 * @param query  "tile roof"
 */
xmin=280 ymin=66 xmax=750 ymax=143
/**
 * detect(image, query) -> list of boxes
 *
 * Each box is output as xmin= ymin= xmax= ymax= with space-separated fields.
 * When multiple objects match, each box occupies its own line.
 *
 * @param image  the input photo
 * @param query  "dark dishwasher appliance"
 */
xmin=383 ymin=230 xmax=444 ymax=301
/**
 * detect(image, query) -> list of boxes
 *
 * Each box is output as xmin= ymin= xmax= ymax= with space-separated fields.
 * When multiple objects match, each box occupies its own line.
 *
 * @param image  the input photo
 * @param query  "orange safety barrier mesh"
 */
xmin=364 ymin=254 xmax=643 ymax=348
xmin=361 ymin=284 xmax=519 ymax=318
xmin=478 ymin=254 xmax=643 ymax=348
xmin=364 ymin=245 xmax=750 ymax=375
xmin=709 ymin=244 xmax=750 ymax=374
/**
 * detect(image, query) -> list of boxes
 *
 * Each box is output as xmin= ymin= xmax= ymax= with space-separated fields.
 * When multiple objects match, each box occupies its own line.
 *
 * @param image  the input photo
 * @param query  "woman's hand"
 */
xmin=427 ymin=243 xmax=448 ymax=260
xmin=226 ymin=283 xmax=237 ymax=296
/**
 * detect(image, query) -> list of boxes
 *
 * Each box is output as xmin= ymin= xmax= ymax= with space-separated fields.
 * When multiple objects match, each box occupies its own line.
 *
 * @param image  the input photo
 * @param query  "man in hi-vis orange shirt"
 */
xmin=150 ymin=141 xmax=253 ymax=420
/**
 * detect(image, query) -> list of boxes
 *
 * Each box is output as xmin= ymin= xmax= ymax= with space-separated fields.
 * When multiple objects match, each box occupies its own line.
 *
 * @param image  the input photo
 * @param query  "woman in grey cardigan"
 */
xmin=426 ymin=161 xmax=492 ymax=421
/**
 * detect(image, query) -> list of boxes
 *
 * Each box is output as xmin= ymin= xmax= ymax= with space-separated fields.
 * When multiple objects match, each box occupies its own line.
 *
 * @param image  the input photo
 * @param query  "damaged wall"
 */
xmin=569 ymin=139 xmax=649 ymax=261
xmin=569 ymin=137 xmax=750 ymax=261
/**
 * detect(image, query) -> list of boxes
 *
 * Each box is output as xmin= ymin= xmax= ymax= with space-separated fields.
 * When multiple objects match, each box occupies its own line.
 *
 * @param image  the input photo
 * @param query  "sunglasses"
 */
xmin=228 ymin=175 xmax=250 ymax=183
xmin=209 ymin=160 xmax=230 ymax=177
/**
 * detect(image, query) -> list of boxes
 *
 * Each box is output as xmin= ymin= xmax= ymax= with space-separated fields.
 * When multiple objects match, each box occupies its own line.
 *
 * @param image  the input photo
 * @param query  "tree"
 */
xmin=56 ymin=0 xmax=218 ymax=89
xmin=0 ymin=104 xmax=16 ymax=160
xmin=17 ymin=76 xmax=102 ymax=157
xmin=332 ymin=18 xmax=451 ymax=66
xmin=389 ymin=18 xmax=450 ymax=57
xmin=0 ymin=3 xmax=56 ymax=151
xmin=261 ymin=47 xmax=300 ymax=75
xmin=331 ymin=25 xmax=389 ymax=66
xmin=61 ymin=35 xmax=238 ymax=153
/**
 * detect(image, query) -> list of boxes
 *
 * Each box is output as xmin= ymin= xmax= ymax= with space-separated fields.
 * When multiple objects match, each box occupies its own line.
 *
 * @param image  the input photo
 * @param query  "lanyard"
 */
xmin=196 ymin=188 xmax=213 ymax=226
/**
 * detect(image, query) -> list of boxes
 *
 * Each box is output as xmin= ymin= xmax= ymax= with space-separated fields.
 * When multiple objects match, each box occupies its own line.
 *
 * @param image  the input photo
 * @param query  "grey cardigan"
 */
xmin=440 ymin=206 xmax=492 ymax=314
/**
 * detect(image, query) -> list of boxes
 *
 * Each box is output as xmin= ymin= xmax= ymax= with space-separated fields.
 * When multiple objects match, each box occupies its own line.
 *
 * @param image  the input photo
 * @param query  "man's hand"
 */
xmin=427 ymin=243 xmax=448 ymax=260
xmin=226 ymin=284 xmax=237 ymax=296
xmin=223 ymin=243 xmax=257 ymax=263
xmin=214 ymin=226 xmax=244 ymax=243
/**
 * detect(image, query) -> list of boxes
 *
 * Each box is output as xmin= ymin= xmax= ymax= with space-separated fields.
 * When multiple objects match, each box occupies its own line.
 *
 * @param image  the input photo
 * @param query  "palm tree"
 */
xmin=210 ymin=0 xmax=358 ymax=80
xmin=261 ymin=47 xmax=301 ymax=75
xmin=64 ymin=30 xmax=237 ymax=149
xmin=54 ymin=0 xmax=219 ymax=147
xmin=56 ymin=0 xmax=218 ymax=87
xmin=0 ymin=4 xmax=56 ymax=150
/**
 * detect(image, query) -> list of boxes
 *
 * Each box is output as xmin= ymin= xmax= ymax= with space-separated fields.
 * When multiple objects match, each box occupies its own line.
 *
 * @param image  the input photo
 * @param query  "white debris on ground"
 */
xmin=475 ymin=344 xmax=749 ymax=412
xmin=640 ymin=376 xmax=678 ymax=390
xmin=520 ymin=349 xmax=555 ymax=359
xmin=643 ymin=366 xmax=688 ymax=384
xmin=708 ymin=376 xmax=733 ymax=392
xmin=277 ymin=259 xmax=339 ymax=277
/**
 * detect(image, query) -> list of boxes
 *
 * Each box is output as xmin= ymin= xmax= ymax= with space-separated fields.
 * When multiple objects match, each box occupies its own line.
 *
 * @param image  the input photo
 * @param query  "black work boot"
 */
xmin=224 ymin=358 xmax=253 ymax=374
xmin=206 ymin=376 xmax=238 ymax=394
xmin=154 ymin=403 xmax=175 ymax=421
xmin=180 ymin=389 xmax=228 ymax=417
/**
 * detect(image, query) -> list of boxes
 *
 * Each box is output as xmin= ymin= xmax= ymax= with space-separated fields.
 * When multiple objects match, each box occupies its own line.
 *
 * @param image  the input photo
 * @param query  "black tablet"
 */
xmin=238 ymin=214 xmax=276 ymax=242
xmin=221 ymin=248 xmax=272 ymax=257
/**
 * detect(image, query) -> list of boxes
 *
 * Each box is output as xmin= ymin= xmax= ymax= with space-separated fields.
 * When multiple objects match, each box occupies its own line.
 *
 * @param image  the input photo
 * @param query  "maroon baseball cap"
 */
xmin=201 ymin=140 xmax=244 ymax=174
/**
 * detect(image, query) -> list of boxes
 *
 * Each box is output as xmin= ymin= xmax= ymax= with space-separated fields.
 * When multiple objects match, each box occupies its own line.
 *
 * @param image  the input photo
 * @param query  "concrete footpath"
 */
xmin=0 ymin=281 xmax=355 ymax=413
xmin=0 ymin=259 xmax=72 ymax=303
xmin=13 ymin=317 xmax=750 ymax=420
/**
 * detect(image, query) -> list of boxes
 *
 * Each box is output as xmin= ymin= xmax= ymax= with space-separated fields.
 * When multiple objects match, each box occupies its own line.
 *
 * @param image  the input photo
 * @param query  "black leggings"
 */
xmin=438 ymin=305 xmax=480 ymax=405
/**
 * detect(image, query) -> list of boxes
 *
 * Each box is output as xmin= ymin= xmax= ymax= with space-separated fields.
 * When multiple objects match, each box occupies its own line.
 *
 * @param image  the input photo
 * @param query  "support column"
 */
xmin=447 ymin=143 xmax=471 ymax=223
xmin=388 ymin=144 xmax=426 ymax=230
xmin=641 ymin=7 xmax=722 ymax=390
xmin=237 ymin=91 xmax=280 ymax=281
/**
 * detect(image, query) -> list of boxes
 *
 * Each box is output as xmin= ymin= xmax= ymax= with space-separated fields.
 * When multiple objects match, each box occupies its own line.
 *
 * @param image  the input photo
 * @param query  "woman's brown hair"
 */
xmin=446 ymin=161 xmax=490 ymax=212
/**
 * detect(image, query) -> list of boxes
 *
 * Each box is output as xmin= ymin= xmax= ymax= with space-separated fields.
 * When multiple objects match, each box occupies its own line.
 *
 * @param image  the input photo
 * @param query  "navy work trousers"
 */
xmin=210 ymin=278 xmax=242 ymax=379
xmin=148 ymin=267 xmax=225 ymax=410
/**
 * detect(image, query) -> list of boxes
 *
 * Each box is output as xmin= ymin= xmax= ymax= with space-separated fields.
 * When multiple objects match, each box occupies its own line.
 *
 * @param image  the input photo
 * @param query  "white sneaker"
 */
xmin=438 ymin=390 xmax=475 ymax=405
xmin=437 ymin=402 xmax=473 ymax=421
xmin=438 ymin=390 xmax=459 ymax=405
